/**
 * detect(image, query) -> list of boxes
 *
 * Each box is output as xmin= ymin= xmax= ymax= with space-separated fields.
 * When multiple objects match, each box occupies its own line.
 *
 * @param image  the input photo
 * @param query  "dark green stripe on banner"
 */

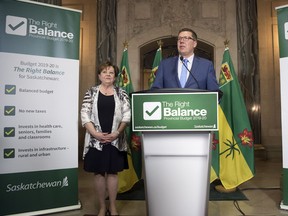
xmin=0 ymin=168 xmax=79 ymax=215
xmin=283 ymin=168 xmax=288 ymax=205
xmin=276 ymin=7 xmax=288 ymax=58
xmin=0 ymin=0 xmax=80 ymax=59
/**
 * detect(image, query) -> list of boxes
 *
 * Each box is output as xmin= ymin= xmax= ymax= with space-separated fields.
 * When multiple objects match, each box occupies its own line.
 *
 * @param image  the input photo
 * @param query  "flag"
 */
xmin=148 ymin=46 xmax=162 ymax=88
xmin=117 ymin=44 xmax=142 ymax=193
xmin=210 ymin=47 xmax=255 ymax=189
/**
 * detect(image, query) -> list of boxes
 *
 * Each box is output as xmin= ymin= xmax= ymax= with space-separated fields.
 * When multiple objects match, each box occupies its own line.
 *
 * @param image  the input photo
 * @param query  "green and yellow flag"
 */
xmin=148 ymin=44 xmax=162 ymax=88
xmin=117 ymin=43 xmax=142 ymax=193
xmin=210 ymin=47 xmax=255 ymax=189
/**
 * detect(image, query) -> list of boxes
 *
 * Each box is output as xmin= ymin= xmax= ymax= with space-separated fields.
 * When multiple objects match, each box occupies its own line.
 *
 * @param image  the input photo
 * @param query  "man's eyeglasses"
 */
xmin=177 ymin=36 xmax=195 ymax=42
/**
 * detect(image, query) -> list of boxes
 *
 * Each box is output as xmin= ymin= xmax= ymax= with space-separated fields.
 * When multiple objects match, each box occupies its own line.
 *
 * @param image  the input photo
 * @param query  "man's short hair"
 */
xmin=178 ymin=28 xmax=198 ymax=41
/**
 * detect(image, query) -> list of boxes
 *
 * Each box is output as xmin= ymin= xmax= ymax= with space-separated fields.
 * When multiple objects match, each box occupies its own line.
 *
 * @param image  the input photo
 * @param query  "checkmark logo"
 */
xmin=4 ymin=106 xmax=16 ymax=116
xmin=5 ymin=85 xmax=16 ymax=95
xmin=5 ymin=15 xmax=27 ymax=36
xmin=4 ymin=148 xmax=15 ymax=159
xmin=143 ymin=102 xmax=162 ymax=120
xmin=8 ymin=21 xmax=25 ymax=31
xmin=4 ymin=127 xmax=15 ymax=137
xmin=145 ymin=105 xmax=159 ymax=116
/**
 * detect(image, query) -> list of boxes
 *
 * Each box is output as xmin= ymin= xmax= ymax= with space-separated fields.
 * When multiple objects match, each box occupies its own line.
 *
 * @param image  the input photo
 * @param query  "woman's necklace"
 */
xmin=101 ymin=85 xmax=113 ymax=95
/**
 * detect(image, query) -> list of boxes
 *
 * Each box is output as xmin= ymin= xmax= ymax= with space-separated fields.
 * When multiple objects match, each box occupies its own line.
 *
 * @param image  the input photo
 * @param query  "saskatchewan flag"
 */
xmin=148 ymin=46 xmax=162 ymax=88
xmin=117 ymin=45 xmax=142 ymax=193
xmin=210 ymin=47 xmax=255 ymax=189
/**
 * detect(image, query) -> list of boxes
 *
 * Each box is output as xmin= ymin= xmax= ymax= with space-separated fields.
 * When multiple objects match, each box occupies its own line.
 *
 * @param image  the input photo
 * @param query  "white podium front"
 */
xmin=142 ymin=131 xmax=211 ymax=216
xmin=131 ymin=89 xmax=219 ymax=216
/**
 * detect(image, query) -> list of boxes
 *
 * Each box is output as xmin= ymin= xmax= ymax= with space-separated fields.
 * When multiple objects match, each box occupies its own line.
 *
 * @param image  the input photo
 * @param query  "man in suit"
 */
xmin=151 ymin=28 xmax=219 ymax=91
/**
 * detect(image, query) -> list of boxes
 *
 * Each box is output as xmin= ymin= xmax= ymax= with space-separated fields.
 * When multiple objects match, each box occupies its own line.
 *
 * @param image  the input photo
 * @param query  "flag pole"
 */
xmin=117 ymin=43 xmax=142 ymax=193
xmin=148 ymin=40 xmax=163 ymax=88
xmin=214 ymin=39 xmax=237 ymax=193
xmin=157 ymin=39 xmax=163 ymax=48
xmin=213 ymin=40 xmax=255 ymax=192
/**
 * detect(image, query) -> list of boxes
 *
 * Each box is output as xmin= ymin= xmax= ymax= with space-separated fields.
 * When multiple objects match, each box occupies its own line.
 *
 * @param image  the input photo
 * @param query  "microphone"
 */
xmin=180 ymin=56 xmax=200 ymax=89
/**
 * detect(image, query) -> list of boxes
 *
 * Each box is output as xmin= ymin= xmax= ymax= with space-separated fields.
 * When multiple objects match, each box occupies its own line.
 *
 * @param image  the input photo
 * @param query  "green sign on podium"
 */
xmin=132 ymin=91 xmax=218 ymax=131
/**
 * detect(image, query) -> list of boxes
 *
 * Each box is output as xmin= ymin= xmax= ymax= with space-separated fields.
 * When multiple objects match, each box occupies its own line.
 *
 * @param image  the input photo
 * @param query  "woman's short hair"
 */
xmin=97 ymin=61 xmax=119 ymax=77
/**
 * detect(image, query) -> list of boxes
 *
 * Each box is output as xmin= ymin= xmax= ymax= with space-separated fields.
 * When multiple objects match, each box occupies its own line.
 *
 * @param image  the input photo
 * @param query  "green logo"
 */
xmin=4 ymin=106 xmax=16 ymax=116
xmin=132 ymin=92 xmax=218 ymax=131
xmin=5 ymin=16 xmax=27 ymax=36
xmin=5 ymin=15 xmax=75 ymax=42
xmin=143 ymin=102 xmax=161 ymax=120
xmin=4 ymin=148 xmax=15 ymax=159
xmin=4 ymin=127 xmax=15 ymax=137
xmin=5 ymin=85 xmax=16 ymax=95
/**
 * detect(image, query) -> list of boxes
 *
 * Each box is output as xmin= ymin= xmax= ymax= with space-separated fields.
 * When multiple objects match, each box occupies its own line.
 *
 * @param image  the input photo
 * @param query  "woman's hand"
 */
xmin=91 ymin=131 xmax=109 ymax=143
xmin=84 ymin=122 xmax=113 ymax=143
xmin=100 ymin=131 xmax=119 ymax=143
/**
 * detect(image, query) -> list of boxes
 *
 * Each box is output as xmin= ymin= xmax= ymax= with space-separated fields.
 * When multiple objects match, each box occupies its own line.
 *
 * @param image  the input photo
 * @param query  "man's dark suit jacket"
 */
xmin=151 ymin=56 xmax=219 ymax=91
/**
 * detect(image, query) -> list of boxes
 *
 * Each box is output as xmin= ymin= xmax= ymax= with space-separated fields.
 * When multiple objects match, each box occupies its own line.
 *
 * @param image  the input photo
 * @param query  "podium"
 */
xmin=131 ymin=89 xmax=219 ymax=216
